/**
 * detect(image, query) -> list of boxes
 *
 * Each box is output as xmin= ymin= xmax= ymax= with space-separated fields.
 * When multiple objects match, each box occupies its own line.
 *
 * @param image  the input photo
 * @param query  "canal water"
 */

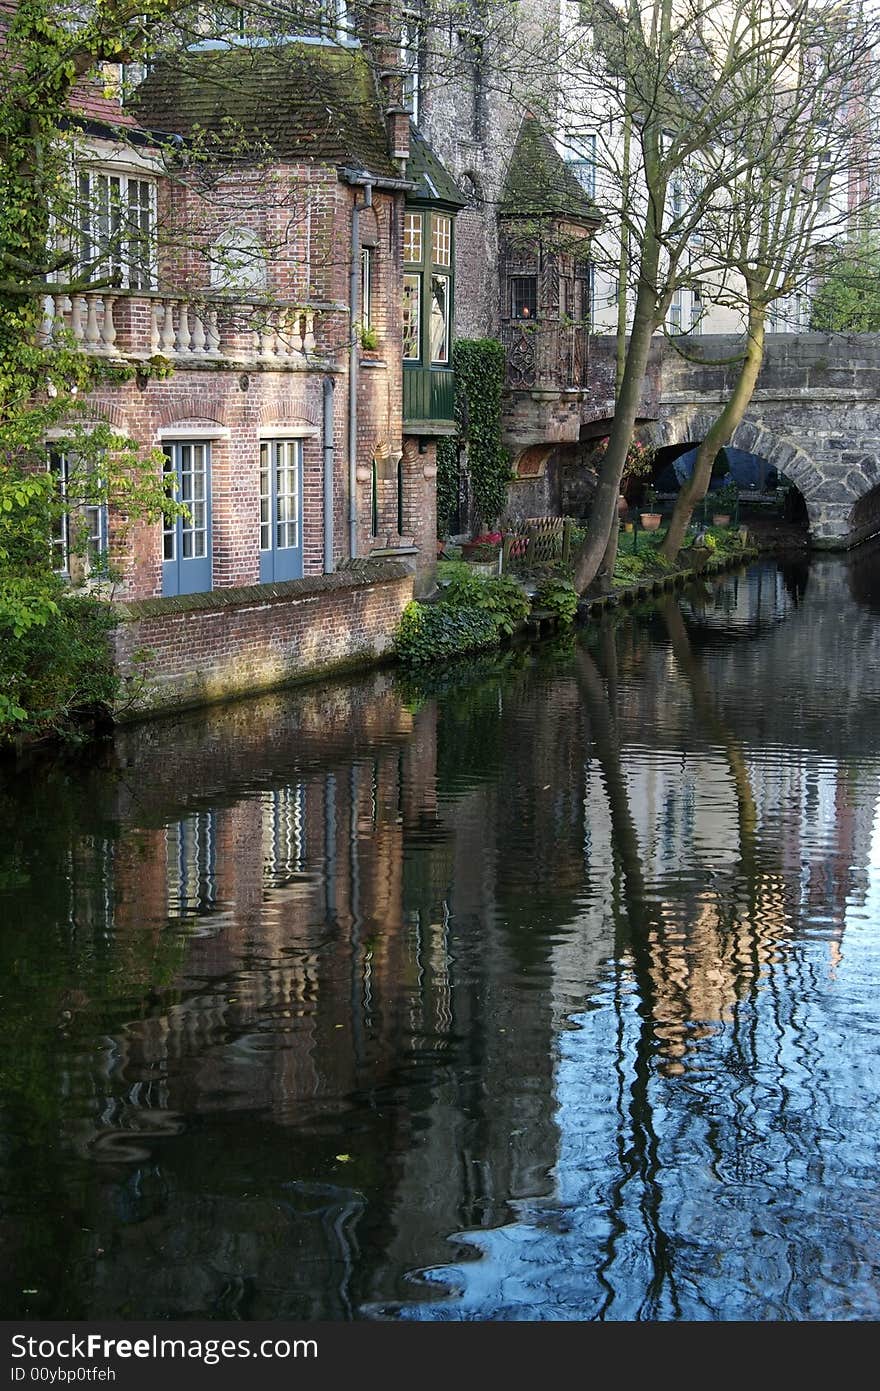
xmin=2 ymin=546 xmax=880 ymax=1322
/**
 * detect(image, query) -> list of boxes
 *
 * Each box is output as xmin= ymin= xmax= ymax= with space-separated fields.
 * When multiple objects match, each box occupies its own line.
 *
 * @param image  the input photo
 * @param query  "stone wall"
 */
xmin=112 ymin=562 xmax=414 ymax=716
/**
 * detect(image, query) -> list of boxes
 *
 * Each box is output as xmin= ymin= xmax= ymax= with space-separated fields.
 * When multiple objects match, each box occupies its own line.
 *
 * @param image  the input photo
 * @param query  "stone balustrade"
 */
xmin=40 ymin=290 xmax=320 ymax=365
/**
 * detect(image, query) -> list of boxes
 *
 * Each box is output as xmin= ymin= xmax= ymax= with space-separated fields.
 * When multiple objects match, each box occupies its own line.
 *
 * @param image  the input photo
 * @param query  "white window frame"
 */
xmin=360 ymin=246 xmax=373 ymax=329
xmin=259 ymin=439 xmax=302 ymax=554
xmin=403 ymin=212 xmax=423 ymax=264
xmin=563 ymin=131 xmax=597 ymax=198
xmin=76 ymin=167 xmax=157 ymax=290
xmin=47 ymin=448 xmax=109 ymax=578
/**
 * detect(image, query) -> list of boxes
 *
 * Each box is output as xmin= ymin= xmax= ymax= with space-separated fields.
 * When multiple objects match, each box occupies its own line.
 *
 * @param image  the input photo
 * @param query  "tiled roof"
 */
xmin=406 ymin=124 xmax=465 ymax=208
xmin=131 ymin=42 xmax=400 ymax=178
xmin=500 ymin=115 xmax=601 ymax=224
xmin=69 ymin=79 xmax=139 ymax=131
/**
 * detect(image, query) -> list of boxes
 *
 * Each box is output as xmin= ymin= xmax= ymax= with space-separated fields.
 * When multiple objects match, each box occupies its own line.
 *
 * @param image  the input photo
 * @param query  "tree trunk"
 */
xmin=573 ymin=231 xmax=662 ymax=595
xmin=660 ymin=298 xmax=766 ymax=562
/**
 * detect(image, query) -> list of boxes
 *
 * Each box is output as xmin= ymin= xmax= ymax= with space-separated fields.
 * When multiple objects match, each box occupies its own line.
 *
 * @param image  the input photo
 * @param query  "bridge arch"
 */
xmin=643 ymin=408 xmax=877 ymax=545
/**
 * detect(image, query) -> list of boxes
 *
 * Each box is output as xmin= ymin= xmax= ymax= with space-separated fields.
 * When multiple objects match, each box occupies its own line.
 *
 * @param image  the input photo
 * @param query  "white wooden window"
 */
xmin=77 ymin=170 xmax=156 ymax=290
xmin=564 ymin=132 xmax=596 ymax=197
xmin=260 ymin=440 xmax=301 ymax=552
xmin=48 ymin=449 xmax=108 ymax=576
xmin=403 ymin=212 xmax=423 ymax=264
xmin=360 ymin=246 xmax=373 ymax=328
xmin=432 ymin=214 xmax=451 ymax=267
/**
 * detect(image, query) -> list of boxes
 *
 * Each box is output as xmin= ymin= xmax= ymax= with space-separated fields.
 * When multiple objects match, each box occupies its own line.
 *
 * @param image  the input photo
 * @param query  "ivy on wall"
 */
xmin=436 ymin=338 xmax=510 ymax=536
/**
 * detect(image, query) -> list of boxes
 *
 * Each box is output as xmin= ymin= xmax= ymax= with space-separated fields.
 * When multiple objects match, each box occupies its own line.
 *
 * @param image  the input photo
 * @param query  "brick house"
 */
xmin=40 ymin=23 xmax=463 ymax=709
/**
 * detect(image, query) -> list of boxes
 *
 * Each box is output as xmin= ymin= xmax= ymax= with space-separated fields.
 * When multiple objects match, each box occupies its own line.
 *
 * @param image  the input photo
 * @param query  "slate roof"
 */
xmin=500 ymin=115 xmax=601 ymax=224
xmin=406 ymin=124 xmax=465 ymax=208
xmin=130 ymin=42 xmax=401 ymax=179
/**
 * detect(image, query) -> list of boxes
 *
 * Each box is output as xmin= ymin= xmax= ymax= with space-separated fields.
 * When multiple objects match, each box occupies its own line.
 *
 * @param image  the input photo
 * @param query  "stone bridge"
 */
xmin=589 ymin=333 xmax=880 ymax=546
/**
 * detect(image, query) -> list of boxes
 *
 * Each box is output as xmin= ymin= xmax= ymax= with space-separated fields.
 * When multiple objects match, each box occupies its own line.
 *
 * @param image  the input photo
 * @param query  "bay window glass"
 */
xmin=432 ymin=214 xmax=451 ymax=267
xmin=403 ymin=212 xmax=423 ymax=264
xmin=430 ymin=274 xmax=450 ymax=363
xmin=403 ymin=274 xmax=421 ymax=359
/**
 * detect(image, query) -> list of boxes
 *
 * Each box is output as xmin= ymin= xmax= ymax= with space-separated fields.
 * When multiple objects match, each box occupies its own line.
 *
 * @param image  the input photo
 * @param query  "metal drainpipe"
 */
xmin=322 ymin=374 xmax=335 ymax=573
xmin=348 ymin=182 xmax=373 ymax=560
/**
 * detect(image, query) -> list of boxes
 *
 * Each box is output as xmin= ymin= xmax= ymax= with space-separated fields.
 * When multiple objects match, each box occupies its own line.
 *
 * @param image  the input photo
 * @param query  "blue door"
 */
xmin=162 ymin=442 xmax=212 ymax=595
xmin=259 ymin=439 xmax=303 ymax=582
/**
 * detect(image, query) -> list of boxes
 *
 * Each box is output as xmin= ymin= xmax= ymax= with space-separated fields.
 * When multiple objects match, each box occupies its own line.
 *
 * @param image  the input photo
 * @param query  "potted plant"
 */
xmin=711 ymin=478 xmax=738 ymax=527
xmin=592 ymin=435 xmax=655 ymax=515
xmin=640 ymin=485 xmax=662 ymax=531
xmin=358 ymin=322 xmax=380 ymax=358
xmin=460 ymin=530 xmax=503 ymax=567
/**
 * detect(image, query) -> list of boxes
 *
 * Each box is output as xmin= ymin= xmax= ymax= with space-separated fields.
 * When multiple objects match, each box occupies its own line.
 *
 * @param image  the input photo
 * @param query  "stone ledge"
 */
xmin=115 ymin=561 xmax=411 ymax=621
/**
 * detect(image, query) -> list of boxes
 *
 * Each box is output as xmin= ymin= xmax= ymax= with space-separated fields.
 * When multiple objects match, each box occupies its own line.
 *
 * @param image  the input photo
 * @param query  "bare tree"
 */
xmin=550 ymin=0 xmax=877 ymax=593
xmin=659 ymin=0 xmax=879 ymax=560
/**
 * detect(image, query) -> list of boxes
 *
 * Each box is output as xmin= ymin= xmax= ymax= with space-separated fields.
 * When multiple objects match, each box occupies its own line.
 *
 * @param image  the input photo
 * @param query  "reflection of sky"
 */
xmin=393 ymin=771 xmax=880 ymax=1321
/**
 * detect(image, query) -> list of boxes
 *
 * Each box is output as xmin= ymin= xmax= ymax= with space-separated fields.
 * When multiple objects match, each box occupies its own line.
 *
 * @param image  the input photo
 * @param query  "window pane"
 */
xmin=403 ymin=273 xmax=421 ymax=359
xmin=48 ymin=450 xmax=69 ymax=573
xmin=360 ymin=247 xmax=372 ymax=328
xmin=432 ymin=214 xmax=451 ymax=267
xmin=260 ymin=443 xmax=271 ymax=550
xmin=430 ymin=274 xmax=449 ymax=363
xmin=403 ymin=212 xmax=423 ymax=264
xmin=163 ymin=448 xmax=176 ymax=561
xmin=510 ymin=276 xmax=537 ymax=320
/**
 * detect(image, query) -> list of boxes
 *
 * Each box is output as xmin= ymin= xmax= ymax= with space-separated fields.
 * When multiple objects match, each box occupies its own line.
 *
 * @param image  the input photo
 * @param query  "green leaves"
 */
xmin=393 ymin=599 xmax=499 ymax=665
xmin=534 ymin=577 xmax=578 ymax=626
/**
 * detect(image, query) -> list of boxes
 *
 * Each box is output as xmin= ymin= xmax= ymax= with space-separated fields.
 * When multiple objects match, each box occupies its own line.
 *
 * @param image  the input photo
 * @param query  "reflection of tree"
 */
xmin=575 ymin=640 xmax=681 ymax=1319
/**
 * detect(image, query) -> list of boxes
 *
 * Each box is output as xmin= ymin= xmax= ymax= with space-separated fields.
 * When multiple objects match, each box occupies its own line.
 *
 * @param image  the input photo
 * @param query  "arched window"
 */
xmin=209 ymin=227 xmax=267 ymax=292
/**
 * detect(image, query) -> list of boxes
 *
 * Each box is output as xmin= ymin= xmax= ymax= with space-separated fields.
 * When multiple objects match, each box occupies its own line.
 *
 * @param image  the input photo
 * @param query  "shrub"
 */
xmin=441 ymin=569 xmax=531 ymax=636
xmin=534 ymin=577 xmax=579 ymax=626
xmin=393 ymin=600 xmax=499 ymax=665
xmin=0 ymin=594 xmax=119 ymax=745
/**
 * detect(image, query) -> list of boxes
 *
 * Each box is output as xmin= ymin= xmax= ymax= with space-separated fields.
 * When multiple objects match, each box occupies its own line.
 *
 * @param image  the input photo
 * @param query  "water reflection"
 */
xmin=2 ymin=546 xmax=880 ymax=1320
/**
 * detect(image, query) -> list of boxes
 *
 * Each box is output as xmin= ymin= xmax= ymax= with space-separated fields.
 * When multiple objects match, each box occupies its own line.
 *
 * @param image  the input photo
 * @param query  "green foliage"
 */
xmin=447 ymin=572 xmax=531 ymax=636
xmin=712 ymin=479 xmax=739 ymax=515
xmin=435 ymin=436 xmax=459 ymax=536
xmin=534 ymin=577 xmax=579 ymax=625
xmin=393 ymin=600 xmax=499 ymax=665
xmin=811 ymin=244 xmax=880 ymax=333
xmin=0 ymin=592 xmax=119 ymax=743
xmin=449 ymin=339 xmax=511 ymax=529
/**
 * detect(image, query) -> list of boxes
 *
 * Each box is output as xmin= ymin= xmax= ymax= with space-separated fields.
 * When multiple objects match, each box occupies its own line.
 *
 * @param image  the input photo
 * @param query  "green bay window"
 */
xmin=402 ymin=208 xmax=457 ymax=426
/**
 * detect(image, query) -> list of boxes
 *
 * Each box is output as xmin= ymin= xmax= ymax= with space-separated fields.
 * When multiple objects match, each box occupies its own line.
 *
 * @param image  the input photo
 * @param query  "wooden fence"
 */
xmin=502 ymin=517 xmax=573 ymax=572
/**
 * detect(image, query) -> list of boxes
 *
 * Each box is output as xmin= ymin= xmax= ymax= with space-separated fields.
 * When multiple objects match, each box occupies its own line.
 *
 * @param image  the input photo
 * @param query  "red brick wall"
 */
xmin=112 ymin=564 xmax=414 ymax=715
xmin=79 ymin=171 xmax=437 ymax=601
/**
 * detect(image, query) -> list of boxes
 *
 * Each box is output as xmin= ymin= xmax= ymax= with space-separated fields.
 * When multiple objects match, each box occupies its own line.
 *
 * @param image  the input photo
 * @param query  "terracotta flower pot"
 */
xmin=640 ymin=513 xmax=662 ymax=531
xmin=617 ymin=493 xmax=628 ymax=516
xmin=712 ymin=513 xmax=731 ymax=527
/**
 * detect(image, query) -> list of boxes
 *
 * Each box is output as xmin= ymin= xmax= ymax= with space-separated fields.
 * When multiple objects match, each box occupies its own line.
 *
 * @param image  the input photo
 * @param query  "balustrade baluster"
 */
xmin=150 ymin=301 xmax=162 ymax=355
xmin=191 ymin=307 xmax=207 ymax=354
xmin=303 ymin=311 xmax=315 ymax=356
xmin=160 ymin=300 xmax=177 ymax=354
xmin=70 ymin=296 xmax=86 ymax=344
xmin=205 ymin=308 xmax=220 ymax=354
xmin=101 ymin=296 xmax=117 ymax=352
xmin=176 ymin=302 xmax=191 ymax=354
xmin=84 ymin=296 xmax=101 ymax=348
xmin=40 ymin=294 xmax=56 ymax=345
